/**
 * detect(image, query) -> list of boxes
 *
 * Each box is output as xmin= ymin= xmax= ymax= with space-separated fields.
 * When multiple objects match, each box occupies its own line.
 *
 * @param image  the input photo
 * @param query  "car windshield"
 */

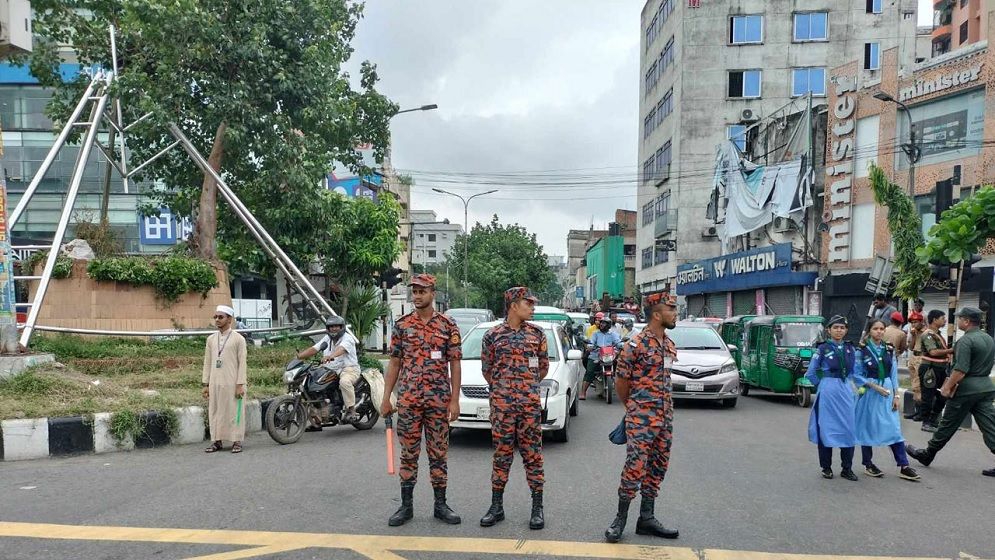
xmin=450 ymin=316 xmax=483 ymax=336
xmin=670 ymin=326 xmax=726 ymax=350
xmin=775 ymin=323 xmax=822 ymax=347
xmin=461 ymin=325 xmax=560 ymax=361
xmin=532 ymin=313 xmax=570 ymax=326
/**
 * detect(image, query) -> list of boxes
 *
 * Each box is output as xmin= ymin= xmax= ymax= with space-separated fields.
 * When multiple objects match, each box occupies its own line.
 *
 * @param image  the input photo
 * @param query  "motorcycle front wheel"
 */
xmin=605 ymin=375 xmax=614 ymax=405
xmin=351 ymin=383 xmax=380 ymax=431
xmin=265 ymin=395 xmax=307 ymax=444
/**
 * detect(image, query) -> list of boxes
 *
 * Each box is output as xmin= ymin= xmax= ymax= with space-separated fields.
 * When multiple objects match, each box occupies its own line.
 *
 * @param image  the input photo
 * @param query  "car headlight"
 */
xmin=719 ymin=362 xmax=738 ymax=374
xmin=539 ymin=379 xmax=560 ymax=397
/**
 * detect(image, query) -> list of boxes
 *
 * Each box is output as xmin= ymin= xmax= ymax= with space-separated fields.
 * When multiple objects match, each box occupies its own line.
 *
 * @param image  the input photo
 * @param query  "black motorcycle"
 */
xmin=265 ymin=344 xmax=380 ymax=444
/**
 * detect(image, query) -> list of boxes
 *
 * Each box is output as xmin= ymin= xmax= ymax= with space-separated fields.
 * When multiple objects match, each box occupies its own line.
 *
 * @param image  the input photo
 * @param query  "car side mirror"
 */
xmin=727 ymin=344 xmax=738 ymax=352
xmin=566 ymin=349 xmax=583 ymax=361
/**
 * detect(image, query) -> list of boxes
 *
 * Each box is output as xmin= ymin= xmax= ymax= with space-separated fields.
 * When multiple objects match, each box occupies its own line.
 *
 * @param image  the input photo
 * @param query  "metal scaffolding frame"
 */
xmin=10 ymin=31 xmax=337 ymax=347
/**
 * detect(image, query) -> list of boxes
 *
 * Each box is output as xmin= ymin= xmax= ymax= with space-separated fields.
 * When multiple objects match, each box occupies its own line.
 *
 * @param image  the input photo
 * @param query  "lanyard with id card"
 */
xmin=215 ymin=331 xmax=233 ymax=368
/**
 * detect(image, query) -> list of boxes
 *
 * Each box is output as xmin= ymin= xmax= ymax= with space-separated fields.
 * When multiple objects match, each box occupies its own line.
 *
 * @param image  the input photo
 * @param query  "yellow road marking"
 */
xmin=181 ymin=544 xmax=307 ymax=560
xmin=0 ymin=521 xmax=981 ymax=560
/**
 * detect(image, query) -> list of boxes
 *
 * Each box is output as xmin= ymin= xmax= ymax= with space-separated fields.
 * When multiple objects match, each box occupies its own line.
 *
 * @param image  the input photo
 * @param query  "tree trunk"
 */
xmin=195 ymin=122 xmax=227 ymax=261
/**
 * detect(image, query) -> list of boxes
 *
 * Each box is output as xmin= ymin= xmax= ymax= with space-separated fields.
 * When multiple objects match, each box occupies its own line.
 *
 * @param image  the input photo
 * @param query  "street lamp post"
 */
xmin=432 ymin=188 xmax=498 ymax=307
xmin=873 ymin=91 xmax=921 ymax=197
xmin=393 ymin=104 xmax=438 ymax=116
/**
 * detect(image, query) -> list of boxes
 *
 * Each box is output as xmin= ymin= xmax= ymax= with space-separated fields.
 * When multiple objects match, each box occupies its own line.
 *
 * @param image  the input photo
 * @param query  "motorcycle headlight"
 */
xmin=600 ymin=354 xmax=613 ymax=363
xmin=719 ymin=362 xmax=738 ymax=374
xmin=539 ymin=379 xmax=560 ymax=397
xmin=283 ymin=367 xmax=301 ymax=383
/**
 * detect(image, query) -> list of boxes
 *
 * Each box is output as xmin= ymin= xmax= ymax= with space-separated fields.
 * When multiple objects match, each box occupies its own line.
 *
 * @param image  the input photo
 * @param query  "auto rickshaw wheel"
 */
xmin=796 ymin=386 xmax=813 ymax=408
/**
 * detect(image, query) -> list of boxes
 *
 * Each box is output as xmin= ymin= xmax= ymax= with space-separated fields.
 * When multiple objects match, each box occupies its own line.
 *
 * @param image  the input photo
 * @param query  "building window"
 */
xmin=427 ymin=250 xmax=437 ymax=259
xmin=644 ymin=89 xmax=674 ymax=139
xmin=427 ymin=234 xmax=436 ymax=242
xmin=854 ymin=115 xmax=880 ymax=179
xmin=655 ymin=192 xmax=670 ymax=217
xmin=654 ymin=245 xmax=669 ymax=265
xmin=791 ymin=67 xmax=826 ymax=97
xmin=644 ymin=60 xmax=659 ymax=95
xmin=643 ymin=109 xmax=655 ymax=139
xmin=793 ymin=12 xmax=828 ymax=41
xmin=645 ymin=0 xmax=675 ymax=51
xmin=728 ymin=70 xmax=762 ymax=98
xmin=914 ymin=195 xmax=936 ymax=241
xmin=728 ymin=125 xmax=747 ymax=151
xmin=642 ymin=155 xmax=655 ymax=183
xmin=866 ymin=0 xmax=882 ymax=14
xmin=851 ymin=204 xmax=875 ymax=259
xmin=730 ymin=15 xmax=763 ymax=44
xmin=642 ymin=202 xmax=654 ymax=226
xmin=864 ymin=42 xmax=880 ymax=70
xmin=655 ymin=141 xmax=672 ymax=182
xmin=659 ymin=37 xmax=675 ymax=73
xmin=641 ymin=247 xmax=653 ymax=270
xmin=959 ymin=21 xmax=969 ymax=44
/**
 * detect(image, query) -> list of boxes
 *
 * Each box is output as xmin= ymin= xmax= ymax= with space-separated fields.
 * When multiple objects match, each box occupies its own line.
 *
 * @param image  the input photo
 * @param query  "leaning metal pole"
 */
xmin=167 ymin=123 xmax=336 ymax=319
xmin=20 ymin=87 xmax=111 ymax=347
xmin=8 ymin=78 xmax=99 ymax=229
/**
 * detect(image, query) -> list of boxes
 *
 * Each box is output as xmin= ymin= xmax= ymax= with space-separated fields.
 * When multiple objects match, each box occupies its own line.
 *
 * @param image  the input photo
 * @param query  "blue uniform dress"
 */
xmin=805 ymin=340 xmax=857 ymax=469
xmin=853 ymin=342 xmax=909 ymax=467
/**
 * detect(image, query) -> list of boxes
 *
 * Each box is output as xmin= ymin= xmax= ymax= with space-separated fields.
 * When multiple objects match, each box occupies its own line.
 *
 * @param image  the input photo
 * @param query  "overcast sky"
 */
xmin=350 ymin=0 xmax=936 ymax=256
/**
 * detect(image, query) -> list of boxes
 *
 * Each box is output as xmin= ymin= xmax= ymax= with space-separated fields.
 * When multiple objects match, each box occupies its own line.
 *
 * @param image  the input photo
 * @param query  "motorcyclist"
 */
xmin=586 ymin=312 xmax=604 ymax=339
xmin=621 ymin=318 xmax=635 ymax=339
xmin=296 ymin=316 xmax=362 ymax=424
xmin=582 ymin=319 xmax=622 ymax=400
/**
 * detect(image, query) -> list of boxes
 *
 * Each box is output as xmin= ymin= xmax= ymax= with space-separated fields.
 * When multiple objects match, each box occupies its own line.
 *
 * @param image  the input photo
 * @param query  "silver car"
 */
xmin=627 ymin=322 xmax=740 ymax=408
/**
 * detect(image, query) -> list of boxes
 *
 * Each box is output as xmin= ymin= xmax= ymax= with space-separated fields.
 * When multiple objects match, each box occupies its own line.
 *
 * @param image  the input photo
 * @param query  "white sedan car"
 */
xmin=451 ymin=320 xmax=583 ymax=442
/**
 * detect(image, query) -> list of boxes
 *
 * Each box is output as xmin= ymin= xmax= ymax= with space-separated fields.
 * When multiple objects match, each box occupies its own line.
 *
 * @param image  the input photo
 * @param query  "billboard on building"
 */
xmin=327 ymin=143 xmax=383 ymax=200
xmin=137 ymin=208 xmax=193 ymax=246
xmin=897 ymin=88 xmax=985 ymax=169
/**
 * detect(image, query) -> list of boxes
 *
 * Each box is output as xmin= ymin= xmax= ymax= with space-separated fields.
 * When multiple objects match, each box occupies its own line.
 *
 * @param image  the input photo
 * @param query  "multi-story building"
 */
xmin=931 ymin=0 xmax=986 ymax=57
xmin=408 ymin=209 xmax=462 ymax=267
xmin=585 ymin=210 xmax=637 ymax=307
xmin=636 ymin=0 xmax=918 ymax=308
xmin=566 ymin=227 xmax=607 ymax=307
xmin=822 ymin=5 xmax=995 ymax=337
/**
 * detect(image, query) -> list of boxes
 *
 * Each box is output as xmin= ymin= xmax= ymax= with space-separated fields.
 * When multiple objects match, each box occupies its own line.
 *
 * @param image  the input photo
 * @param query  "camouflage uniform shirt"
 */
xmin=482 ymin=322 xmax=550 ymax=410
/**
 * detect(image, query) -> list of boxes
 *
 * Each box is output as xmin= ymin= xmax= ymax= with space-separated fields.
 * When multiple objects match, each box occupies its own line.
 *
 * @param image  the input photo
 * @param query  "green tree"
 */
xmin=449 ymin=216 xmax=556 ymax=315
xmin=918 ymin=185 xmax=995 ymax=265
xmin=868 ymin=164 xmax=930 ymax=299
xmin=320 ymin=194 xmax=402 ymax=318
xmin=23 ymin=0 xmax=396 ymax=270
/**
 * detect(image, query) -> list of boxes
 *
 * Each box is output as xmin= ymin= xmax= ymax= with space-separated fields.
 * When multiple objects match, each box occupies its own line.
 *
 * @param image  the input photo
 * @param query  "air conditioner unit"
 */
xmin=772 ymin=217 xmax=795 ymax=233
xmin=741 ymin=109 xmax=759 ymax=123
xmin=701 ymin=226 xmax=718 ymax=238
xmin=0 ymin=0 xmax=32 ymax=56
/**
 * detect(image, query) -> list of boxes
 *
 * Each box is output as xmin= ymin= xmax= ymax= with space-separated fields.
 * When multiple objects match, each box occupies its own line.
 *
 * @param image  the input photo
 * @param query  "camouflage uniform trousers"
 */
xmin=397 ymin=399 xmax=450 ymax=489
xmin=490 ymin=405 xmax=544 ymax=493
xmin=618 ymin=400 xmax=673 ymax=500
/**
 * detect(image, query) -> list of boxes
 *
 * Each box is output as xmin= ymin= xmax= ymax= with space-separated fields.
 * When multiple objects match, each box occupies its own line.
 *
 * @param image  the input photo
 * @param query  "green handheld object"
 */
xmin=235 ymin=397 xmax=243 ymax=425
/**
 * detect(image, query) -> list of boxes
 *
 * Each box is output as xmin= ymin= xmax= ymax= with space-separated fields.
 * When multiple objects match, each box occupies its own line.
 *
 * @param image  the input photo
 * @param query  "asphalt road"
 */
xmin=2 ymin=392 xmax=994 ymax=560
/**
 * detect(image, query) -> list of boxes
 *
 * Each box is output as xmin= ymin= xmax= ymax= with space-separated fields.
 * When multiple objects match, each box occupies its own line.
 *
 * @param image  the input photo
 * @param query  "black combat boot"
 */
xmin=388 ymin=483 xmax=414 ymax=526
xmin=479 ymin=490 xmax=505 ymax=527
xmin=906 ymin=445 xmax=935 ymax=467
xmin=529 ymin=490 xmax=545 ymax=530
xmin=903 ymin=402 xmax=921 ymax=420
xmin=634 ymin=497 xmax=679 ymax=539
xmin=604 ymin=497 xmax=631 ymax=543
xmin=433 ymin=487 xmax=461 ymax=524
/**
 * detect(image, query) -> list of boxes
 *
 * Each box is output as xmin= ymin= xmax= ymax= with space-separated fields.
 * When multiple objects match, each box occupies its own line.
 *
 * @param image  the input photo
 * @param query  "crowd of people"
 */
xmin=806 ymin=307 xmax=995 ymax=481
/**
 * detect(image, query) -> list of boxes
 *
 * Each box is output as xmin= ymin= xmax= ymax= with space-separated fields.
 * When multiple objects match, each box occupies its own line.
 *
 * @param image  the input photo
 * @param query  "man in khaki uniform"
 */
xmin=203 ymin=305 xmax=248 ymax=454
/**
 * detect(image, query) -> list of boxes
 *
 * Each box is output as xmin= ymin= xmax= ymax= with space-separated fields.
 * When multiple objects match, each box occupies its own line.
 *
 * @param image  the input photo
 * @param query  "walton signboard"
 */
xmin=675 ymin=243 xmax=816 ymax=296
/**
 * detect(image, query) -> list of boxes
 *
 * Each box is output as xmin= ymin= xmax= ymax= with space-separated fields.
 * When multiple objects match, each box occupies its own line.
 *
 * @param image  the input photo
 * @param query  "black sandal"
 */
xmin=205 ymin=441 xmax=223 ymax=453
xmin=231 ymin=442 xmax=243 ymax=454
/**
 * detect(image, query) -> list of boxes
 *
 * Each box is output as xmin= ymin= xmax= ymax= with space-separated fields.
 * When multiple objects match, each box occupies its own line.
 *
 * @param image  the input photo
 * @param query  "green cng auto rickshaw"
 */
xmin=720 ymin=315 xmax=756 ymax=369
xmin=740 ymin=315 xmax=824 ymax=407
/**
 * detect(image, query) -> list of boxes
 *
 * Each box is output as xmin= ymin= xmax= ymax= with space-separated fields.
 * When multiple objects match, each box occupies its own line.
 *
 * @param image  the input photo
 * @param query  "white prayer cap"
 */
xmin=216 ymin=305 xmax=235 ymax=317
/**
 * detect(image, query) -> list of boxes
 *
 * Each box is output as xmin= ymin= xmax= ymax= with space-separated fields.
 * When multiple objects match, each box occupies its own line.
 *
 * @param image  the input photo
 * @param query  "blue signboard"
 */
xmin=138 ymin=208 xmax=193 ymax=246
xmin=326 ymin=173 xmax=379 ymax=201
xmin=575 ymin=286 xmax=584 ymax=299
xmin=675 ymin=243 xmax=817 ymax=296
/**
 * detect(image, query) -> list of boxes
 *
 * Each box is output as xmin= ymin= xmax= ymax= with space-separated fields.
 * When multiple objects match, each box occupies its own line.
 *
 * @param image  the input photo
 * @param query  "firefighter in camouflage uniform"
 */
xmin=605 ymin=291 xmax=680 ymax=543
xmin=479 ymin=287 xmax=550 ymax=530
xmin=380 ymin=274 xmax=463 ymax=527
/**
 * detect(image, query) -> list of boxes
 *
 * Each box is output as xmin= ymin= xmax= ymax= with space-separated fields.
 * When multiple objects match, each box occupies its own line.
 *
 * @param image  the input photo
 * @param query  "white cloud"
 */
xmin=350 ymin=0 xmax=642 ymax=255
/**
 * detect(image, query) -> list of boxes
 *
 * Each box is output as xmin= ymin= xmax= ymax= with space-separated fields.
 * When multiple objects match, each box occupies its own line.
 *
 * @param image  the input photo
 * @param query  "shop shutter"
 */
xmin=686 ymin=295 xmax=706 ymax=317
xmin=733 ymin=290 xmax=755 ymax=315
xmin=920 ymin=292 xmax=979 ymax=340
xmin=765 ymin=287 xmax=800 ymax=315
xmin=706 ymin=292 xmax=727 ymax=317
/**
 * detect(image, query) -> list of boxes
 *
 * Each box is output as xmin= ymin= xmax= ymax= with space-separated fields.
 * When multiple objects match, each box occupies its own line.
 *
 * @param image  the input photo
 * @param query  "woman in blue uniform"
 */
xmin=805 ymin=315 xmax=858 ymax=481
xmin=854 ymin=319 xmax=921 ymax=481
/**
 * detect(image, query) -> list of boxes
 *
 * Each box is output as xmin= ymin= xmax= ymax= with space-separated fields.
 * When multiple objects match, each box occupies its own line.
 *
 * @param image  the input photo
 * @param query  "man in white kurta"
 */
xmin=203 ymin=305 xmax=248 ymax=453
